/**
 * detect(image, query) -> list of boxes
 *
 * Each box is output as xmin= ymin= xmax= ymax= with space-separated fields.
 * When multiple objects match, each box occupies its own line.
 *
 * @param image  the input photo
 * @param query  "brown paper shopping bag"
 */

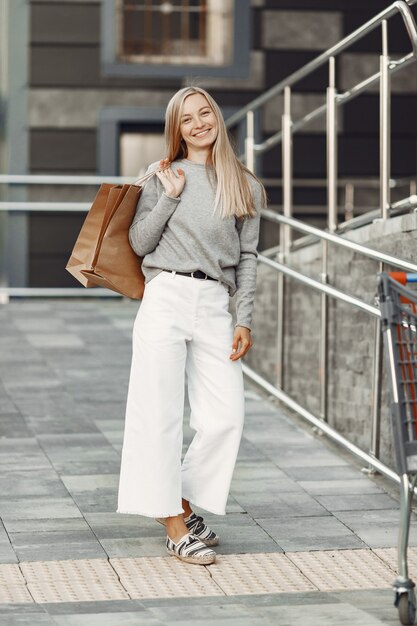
xmin=66 ymin=170 xmax=156 ymax=299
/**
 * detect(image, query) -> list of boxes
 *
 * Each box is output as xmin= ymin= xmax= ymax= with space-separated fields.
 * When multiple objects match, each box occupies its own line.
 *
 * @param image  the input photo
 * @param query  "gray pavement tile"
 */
xmin=147 ymin=603 xmax=258 ymax=624
xmin=0 ymin=396 xmax=21 ymax=414
xmin=222 ymin=495 xmax=246 ymax=514
xmin=11 ymin=394 xmax=81 ymax=419
xmin=315 ymin=493 xmax=399 ymax=512
xmin=0 ymin=604 xmax=46 ymax=615
xmin=0 ymin=469 xmax=68 ymax=497
xmin=12 ymin=317 xmax=67 ymax=331
xmin=282 ymin=465 xmax=361 ymax=481
xmin=254 ymin=603 xmax=385 ymax=626
xmin=255 ymin=515 xmax=367 ymax=551
xmin=238 ymin=591 xmax=337 ymax=606
xmin=9 ymin=530 xmax=107 ymax=562
xmin=4 ymin=380 xmax=66 ymax=392
xmin=0 ymin=414 xmax=34 ymax=437
xmin=3 ymin=518 xmax=90 ymax=534
xmin=74 ymin=401 xmax=127 ymax=421
xmin=83 ymin=512 xmax=161 ymax=540
xmin=0 ymin=542 xmax=19 ymax=563
xmin=38 ymin=433 xmax=117 ymax=449
xmin=99 ymin=535 xmax=168 ymax=558
xmin=101 ymin=431 xmax=122 ymax=448
xmin=49 ymin=460 xmax=122 ymax=476
xmin=0 ymin=363 xmax=59 ymax=384
xmin=92 ymin=420 xmax=121 ymax=433
xmin=232 ymin=460 xmax=289 ymax=479
xmin=334 ymin=509 xmax=417 ymax=548
xmin=231 ymin=476 xmax=302 ymax=496
xmin=60 ymin=474 xmax=119 ymax=494
xmin=297 ymin=479 xmax=386 ymax=495
xmin=25 ymin=334 xmax=86 ymax=348
xmin=233 ymin=490 xmax=330 ymax=519
xmin=0 ymin=439 xmax=51 ymax=471
xmin=39 ymin=600 xmax=147 ymax=616
xmin=0 ymin=497 xmax=83 ymax=521
xmin=0 ymin=614 xmax=54 ymax=625
xmin=69 ymin=494 xmax=118 ymax=514
xmin=331 ymin=590 xmax=399 ymax=625
xmin=25 ymin=417 xmax=100 ymax=436
xmin=259 ymin=443 xmax=350 ymax=468
xmin=50 ymin=614 xmax=163 ymax=626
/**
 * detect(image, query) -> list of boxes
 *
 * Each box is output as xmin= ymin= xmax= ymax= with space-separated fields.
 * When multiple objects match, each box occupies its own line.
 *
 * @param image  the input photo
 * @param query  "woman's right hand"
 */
xmin=156 ymin=158 xmax=186 ymax=199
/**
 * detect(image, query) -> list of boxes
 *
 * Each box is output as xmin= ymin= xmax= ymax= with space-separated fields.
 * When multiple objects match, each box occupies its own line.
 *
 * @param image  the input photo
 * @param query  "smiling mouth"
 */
xmin=193 ymin=129 xmax=211 ymax=137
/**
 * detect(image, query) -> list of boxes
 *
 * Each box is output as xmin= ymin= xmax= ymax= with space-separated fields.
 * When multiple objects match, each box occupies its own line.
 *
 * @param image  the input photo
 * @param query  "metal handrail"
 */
xmin=0 ymin=174 xmax=137 ymax=185
xmin=0 ymin=174 xmax=415 ymax=190
xmin=259 ymin=254 xmax=380 ymax=317
xmin=0 ymin=202 xmax=90 ymax=212
xmin=262 ymin=210 xmax=417 ymax=273
xmin=253 ymin=47 xmax=417 ymax=155
xmin=241 ymin=362 xmax=400 ymax=484
xmin=225 ymin=0 xmax=417 ymax=129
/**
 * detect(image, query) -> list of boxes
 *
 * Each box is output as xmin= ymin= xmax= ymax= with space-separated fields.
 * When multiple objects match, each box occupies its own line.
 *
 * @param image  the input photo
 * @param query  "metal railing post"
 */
xmin=327 ymin=56 xmax=338 ymax=232
xmin=369 ymin=19 xmax=391 ymax=466
xmin=282 ymin=87 xmax=293 ymax=254
xmin=320 ymin=239 xmax=329 ymax=422
xmin=245 ymin=110 xmax=255 ymax=173
xmin=320 ymin=57 xmax=338 ymax=422
xmin=344 ymin=182 xmax=354 ymax=222
xmin=380 ymin=19 xmax=391 ymax=220
xmin=276 ymin=87 xmax=292 ymax=389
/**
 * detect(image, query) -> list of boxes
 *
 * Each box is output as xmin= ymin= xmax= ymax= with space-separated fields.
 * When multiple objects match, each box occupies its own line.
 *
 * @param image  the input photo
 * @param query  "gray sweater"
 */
xmin=129 ymin=158 xmax=262 ymax=330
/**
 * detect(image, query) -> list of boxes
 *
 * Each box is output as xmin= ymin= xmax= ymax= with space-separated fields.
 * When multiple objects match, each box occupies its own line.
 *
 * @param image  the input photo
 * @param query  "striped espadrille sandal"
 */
xmin=184 ymin=512 xmax=219 ymax=546
xmin=155 ymin=512 xmax=219 ymax=546
xmin=166 ymin=532 xmax=216 ymax=565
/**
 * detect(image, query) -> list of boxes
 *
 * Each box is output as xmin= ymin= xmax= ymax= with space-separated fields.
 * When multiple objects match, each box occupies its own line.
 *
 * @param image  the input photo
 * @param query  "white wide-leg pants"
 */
xmin=117 ymin=270 xmax=245 ymax=517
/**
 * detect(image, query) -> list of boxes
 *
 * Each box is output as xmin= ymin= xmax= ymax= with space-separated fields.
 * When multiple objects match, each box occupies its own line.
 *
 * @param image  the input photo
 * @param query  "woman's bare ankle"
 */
xmin=181 ymin=498 xmax=193 ymax=517
xmin=165 ymin=514 xmax=189 ymax=543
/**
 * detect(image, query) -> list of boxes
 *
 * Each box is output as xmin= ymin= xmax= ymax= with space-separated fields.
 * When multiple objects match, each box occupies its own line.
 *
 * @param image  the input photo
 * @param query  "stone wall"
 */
xmin=245 ymin=212 xmax=417 ymax=469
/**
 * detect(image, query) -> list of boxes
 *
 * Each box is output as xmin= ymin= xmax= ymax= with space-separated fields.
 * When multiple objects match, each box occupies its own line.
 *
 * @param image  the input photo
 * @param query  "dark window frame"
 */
xmin=100 ymin=0 xmax=251 ymax=79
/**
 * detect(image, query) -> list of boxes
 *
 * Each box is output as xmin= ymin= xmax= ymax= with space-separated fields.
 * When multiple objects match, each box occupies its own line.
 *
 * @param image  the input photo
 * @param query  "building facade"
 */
xmin=2 ymin=0 xmax=416 ymax=287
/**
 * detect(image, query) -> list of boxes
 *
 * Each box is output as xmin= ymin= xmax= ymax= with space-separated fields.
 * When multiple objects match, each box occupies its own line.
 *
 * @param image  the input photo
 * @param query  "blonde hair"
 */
xmin=164 ymin=86 xmax=267 ymax=219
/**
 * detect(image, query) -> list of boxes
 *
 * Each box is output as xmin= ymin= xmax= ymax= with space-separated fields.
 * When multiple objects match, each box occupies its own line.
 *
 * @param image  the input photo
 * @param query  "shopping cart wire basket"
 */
xmin=378 ymin=271 xmax=417 ymax=625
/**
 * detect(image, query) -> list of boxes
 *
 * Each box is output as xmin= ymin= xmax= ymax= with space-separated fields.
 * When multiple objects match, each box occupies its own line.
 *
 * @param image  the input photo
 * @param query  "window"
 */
xmin=117 ymin=0 xmax=233 ymax=67
xmin=101 ymin=0 xmax=249 ymax=78
xmin=120 ymin=131 xmax=166 ymax=178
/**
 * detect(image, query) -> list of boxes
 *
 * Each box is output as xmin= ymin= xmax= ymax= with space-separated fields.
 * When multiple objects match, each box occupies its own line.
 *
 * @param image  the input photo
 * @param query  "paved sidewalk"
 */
xmin=0 ymin=298 xmax=416 ymax=625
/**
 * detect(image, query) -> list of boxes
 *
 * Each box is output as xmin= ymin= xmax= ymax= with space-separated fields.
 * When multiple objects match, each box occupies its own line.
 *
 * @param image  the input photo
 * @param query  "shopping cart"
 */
xmin=378 ymin=271 xmax=417 ymax=625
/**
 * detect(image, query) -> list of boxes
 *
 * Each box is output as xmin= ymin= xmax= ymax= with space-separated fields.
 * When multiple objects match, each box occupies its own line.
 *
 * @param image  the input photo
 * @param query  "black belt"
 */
xmin=163 ymin=270 xmax=217 ymax=281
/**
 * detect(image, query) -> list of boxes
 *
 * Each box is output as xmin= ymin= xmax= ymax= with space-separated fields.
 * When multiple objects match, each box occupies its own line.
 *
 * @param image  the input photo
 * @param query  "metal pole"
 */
xmin=320 ymin=240 xmax=329 ymax=422
xmin=369 ymin=20 xmax=391 ymax=467
xmin=344 ymin=182 xmax=354 ymax=222
xmin=327 ymin=56 xmax=338 ymax=232
xmin=282 ymin=87 xmax=292 ymax=253
xmin=369 ymin=298 xmax=383 ymax=462
xmin=276 ymin=227 xmax=285 ymax=389
xmin=245 ymin=110 xmax=255 ymax=172
xmin=276 ymin=87 xmax=292 ymax=389
xmin=380 ymin=19 xmax=391 ymax=219
xmin=320 ymin=58 xmax=338 ymax=422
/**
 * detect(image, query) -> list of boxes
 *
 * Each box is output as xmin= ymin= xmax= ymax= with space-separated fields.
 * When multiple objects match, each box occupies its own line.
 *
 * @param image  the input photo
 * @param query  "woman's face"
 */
xmin=179 ymin=93 xmax=218 ymax=153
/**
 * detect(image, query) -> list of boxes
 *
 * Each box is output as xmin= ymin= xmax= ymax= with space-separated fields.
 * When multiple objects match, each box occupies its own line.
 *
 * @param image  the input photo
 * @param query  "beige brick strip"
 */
xmin=0 ymin=548 xmax=405 ymax=604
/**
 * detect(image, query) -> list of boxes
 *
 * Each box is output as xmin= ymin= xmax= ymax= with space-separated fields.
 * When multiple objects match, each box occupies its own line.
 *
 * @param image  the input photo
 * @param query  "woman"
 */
xmin=117 ymin=86 xmax=267 ymax=565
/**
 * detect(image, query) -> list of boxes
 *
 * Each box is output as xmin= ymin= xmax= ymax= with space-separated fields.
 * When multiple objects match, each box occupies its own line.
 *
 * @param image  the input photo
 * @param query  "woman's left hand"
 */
xmin=230 ymin=326 xmax=253 ymax=361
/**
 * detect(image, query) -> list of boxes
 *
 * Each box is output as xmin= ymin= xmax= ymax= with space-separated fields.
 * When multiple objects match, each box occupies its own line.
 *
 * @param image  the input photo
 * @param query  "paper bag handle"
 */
xmin=133 ymin=165 xmax=167 ymax=187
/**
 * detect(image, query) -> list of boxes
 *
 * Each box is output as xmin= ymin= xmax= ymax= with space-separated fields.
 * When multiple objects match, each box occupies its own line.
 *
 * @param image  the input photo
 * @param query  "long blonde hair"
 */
xmin=164 ymin=86 xmax=267 ymax=219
